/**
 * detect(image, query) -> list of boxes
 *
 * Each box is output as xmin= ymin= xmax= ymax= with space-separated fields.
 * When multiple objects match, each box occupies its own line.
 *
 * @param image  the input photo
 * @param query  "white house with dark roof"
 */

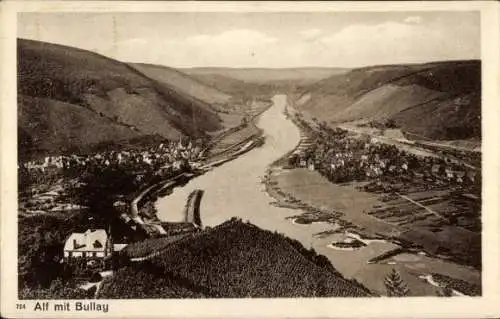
xmin=63 ymin=229 xmax=111 ymax=260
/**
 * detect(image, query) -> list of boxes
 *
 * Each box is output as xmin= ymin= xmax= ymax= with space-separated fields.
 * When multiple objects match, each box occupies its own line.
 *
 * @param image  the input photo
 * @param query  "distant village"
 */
xmin=18 ymin=134 xmax=253 ymax=294
xmin=18 ymin=139 xmax=207 ymax=281
xmin=20 ymin=139 xmax=204 ymax=176
xmin=287 ymin=118 xmax=480 ymax=196
xmin=18 ymin=113 xmax=481 ymax=297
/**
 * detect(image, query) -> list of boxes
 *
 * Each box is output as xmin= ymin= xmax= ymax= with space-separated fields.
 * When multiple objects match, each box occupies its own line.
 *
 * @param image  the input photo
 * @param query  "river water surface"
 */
xmin=156 ymin=95 xmax=480 ymax=296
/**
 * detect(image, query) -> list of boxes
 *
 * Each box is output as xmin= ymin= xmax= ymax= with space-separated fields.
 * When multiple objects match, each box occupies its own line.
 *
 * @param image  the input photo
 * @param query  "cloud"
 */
xmin=120 ymin=38 xmax=149 ymax=45
xmin=320 ymin=22 xmax=424 ymax=46
xmin=18 ymin=12 xmax=479 ymax=68
xmin=46 ymin=21 xmax=477 ymax=68
xmin=185 ymin=29 xmax=277 ymax=47
xmin=111 ymin=29 xmax=280 ymax=67
xmin=299 ymin=28 xmax=323 ymax=39
xmin=185 ymin=35 xmax=211 ymax=46
xmin=404 ymin=16 xmax=422 ymax=24
xmin=162 ymin=29 xmax=279 ymax=67
xmin=111 ymin=21 xmax=477 ymax=68
xmin=117 ymin=29 xmax=280 ymax=68
xmin=313 ymin=21 xmax=478 ymax=66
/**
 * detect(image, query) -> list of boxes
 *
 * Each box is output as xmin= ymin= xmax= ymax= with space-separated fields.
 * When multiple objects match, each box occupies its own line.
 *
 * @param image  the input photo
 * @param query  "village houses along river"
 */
xmin=156 ymin=94 xmax=480 ymax=296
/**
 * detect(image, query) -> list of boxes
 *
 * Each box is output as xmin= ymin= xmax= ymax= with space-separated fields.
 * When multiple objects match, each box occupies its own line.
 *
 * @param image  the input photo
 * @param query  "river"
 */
xmin=156 ymin=94 xmax=480 ymax=296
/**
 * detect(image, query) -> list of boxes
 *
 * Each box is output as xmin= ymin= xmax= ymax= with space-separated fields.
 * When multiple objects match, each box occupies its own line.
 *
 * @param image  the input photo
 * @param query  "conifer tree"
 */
xmin=436 ymin=285 xmax=454 ymax=297
xmin=384 ymin=268 xmax=410 ymax=297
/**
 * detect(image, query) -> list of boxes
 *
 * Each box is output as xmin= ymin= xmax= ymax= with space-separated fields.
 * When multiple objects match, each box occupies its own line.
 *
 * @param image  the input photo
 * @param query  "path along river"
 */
xmin=156 ymin=95 xmax=480 ymax=296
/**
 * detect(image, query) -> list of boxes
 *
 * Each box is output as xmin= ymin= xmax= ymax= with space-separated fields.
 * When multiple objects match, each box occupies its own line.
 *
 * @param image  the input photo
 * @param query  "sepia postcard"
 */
xmin=1 ymin=1 xmax=500 ymax=318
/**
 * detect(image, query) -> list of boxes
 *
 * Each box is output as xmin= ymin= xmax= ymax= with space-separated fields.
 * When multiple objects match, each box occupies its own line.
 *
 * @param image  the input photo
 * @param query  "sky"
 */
xmin=18 ymin=12 xmax=480 ymax=68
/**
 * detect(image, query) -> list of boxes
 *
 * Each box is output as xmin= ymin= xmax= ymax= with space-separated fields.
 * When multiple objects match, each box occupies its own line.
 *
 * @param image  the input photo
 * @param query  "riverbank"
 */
xmin=263 ymin=167 xmax=396 ymax=239
xmin=152 ymin=95 xmax=481 ymax=296
xmin=259 ymin=97 xmax=482 ymax=295
xmin=133 ymin=114 xmax=268 ymax=228
xmin=153 ymin=95 xmax=387 ymax=293
xmin=263 ymin=157 xmax=481 ymax=296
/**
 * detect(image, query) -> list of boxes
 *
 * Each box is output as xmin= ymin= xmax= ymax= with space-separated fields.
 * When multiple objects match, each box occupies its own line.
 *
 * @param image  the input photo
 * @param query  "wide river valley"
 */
xmin=156 ymin=95 xmax=480 ymax=296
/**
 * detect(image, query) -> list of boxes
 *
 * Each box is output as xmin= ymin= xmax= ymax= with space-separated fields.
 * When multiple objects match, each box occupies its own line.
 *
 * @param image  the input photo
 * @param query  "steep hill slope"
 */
xmin=18 ymin=95 xmax=141 ymax=158
xmin=182 ymin=67 xmax=348 ymax=84
xmin=100 ymin=219 xmax=371 ymax=298
xmin=18 ymin=39 xmax=222 ymax=159
xmin=129 ymin=63 xmax=231 ymax=107
xmin=180 ymin=72 xmax=272 ymax=100
xmin=296 ymin=60 xmax=481 ymax=140
xmin=183 ymin=67 xmax=349 ymax=99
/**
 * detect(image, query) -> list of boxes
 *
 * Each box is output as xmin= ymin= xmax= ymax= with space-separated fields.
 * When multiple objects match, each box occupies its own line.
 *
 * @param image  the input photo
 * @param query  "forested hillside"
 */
xmin=18 ymin=39 xmax=222 ymax=159
xmin=100 ymin=219 xmax=372 ymax=298
xmin=295 ymin=60 xmax=481 ymax=140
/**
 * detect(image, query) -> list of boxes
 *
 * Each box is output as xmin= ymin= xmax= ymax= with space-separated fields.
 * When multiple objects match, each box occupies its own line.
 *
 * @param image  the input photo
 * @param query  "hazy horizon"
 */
xmin=18 ymin=12 xmax=480 ymax=68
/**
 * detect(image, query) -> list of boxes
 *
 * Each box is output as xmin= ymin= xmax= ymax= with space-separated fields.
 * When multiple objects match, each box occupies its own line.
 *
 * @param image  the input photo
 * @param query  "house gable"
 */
xmin=63 ymin=229 xmax=109 ymax=258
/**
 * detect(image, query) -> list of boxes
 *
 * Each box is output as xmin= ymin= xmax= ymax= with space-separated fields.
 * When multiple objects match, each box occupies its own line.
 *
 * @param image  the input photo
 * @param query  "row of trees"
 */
xmin=119 ymin=234 xmax=189 ymax=259
xmin=384 ymin=268 xmax=460 ymax=297
xmin=19 ymin=278 xmax=92 ymax=299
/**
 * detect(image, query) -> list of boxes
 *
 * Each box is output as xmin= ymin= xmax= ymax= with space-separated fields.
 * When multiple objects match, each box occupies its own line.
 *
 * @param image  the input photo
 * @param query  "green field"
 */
xmin=266 ymin=166 xmax=481 ymax=295
xmin=270 ymin=167 xmax=480 ymax=268
xmin=269 ymin=168 xmax=398 ymax=237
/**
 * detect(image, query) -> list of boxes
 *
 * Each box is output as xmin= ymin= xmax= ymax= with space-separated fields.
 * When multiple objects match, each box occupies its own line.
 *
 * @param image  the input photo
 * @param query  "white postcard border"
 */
xmin=1 ymin=1 xmax=499 ymax=318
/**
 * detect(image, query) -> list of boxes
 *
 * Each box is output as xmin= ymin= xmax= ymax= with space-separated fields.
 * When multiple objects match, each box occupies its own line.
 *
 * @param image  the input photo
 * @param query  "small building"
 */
xmin=379 ymin=160 xmax=386 ymax=169
xmin=112 ymin=244 xmax=128 ymax=252
xmin=299 ymin=158 xmax=307 ymax=167
xmin=456 ymin=171 xmax=466 ymax=184
xmin=63 ymin=229 xmax=111 ymax=260
xmin=447 ymin=172 xmax=454 ymax=180
xmin=307 ymin=158 xmax=315 ymax=171
xmin=431 ymin=164 xmax=440 ymax=175
xmin=467 ymin=171 xmax=477 ymax=183
xmin=119 ymin=213 xmax=131 ymax=224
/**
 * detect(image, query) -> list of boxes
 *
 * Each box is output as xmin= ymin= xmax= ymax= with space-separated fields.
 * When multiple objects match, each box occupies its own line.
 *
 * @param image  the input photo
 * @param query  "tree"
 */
xmin=385 ymin=118 xmax=398 ymax=129
xmin=20 ymin=278 xmax=90 ymax=299
xmin=436 ymin=285 xmax=454 ymax=297
xmin=288 ymin=154 xmax=299 ymax=168
xmin=384 ymin=268 xmax=410 ymax=297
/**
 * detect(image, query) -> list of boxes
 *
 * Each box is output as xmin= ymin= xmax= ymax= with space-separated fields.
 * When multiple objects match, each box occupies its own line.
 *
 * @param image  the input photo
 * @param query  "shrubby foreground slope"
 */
xmin=100 ymin=219 xmax=372 ymax=298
